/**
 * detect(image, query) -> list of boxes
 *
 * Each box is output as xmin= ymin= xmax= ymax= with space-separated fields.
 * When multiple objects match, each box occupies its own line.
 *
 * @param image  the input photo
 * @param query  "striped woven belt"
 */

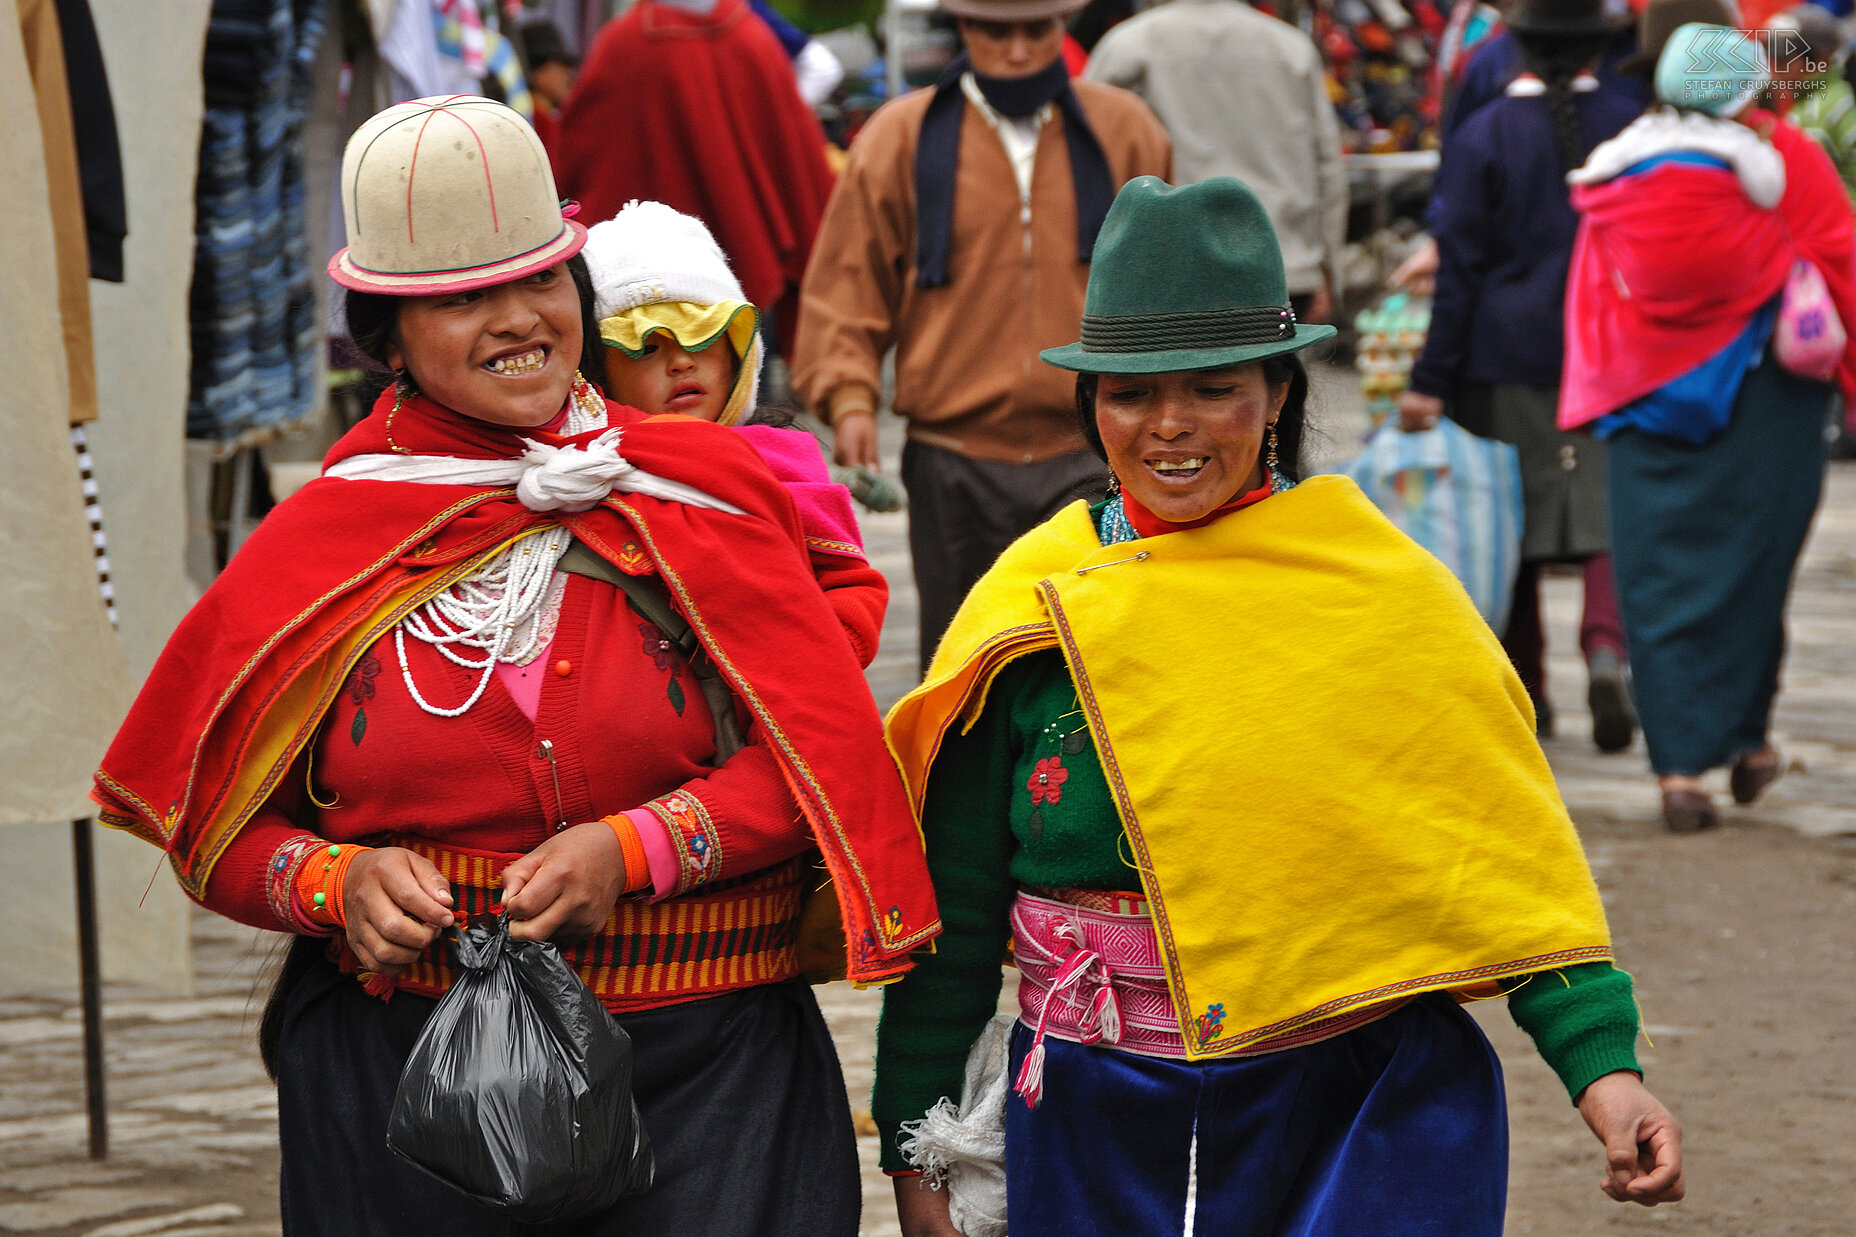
xmin=1010 ymin=889 xmax=1409 ymax=1105
xmin=336 ymin=838 xmax=803 ymax=1012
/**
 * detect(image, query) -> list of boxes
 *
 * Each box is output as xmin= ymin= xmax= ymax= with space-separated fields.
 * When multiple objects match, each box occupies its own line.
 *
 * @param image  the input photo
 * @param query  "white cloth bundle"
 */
xmin=896 ymin=1014 xmax=1014 ymax=1237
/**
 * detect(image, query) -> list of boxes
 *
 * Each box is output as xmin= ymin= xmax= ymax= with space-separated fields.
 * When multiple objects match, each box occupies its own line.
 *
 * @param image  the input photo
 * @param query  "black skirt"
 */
xmin=273 ymin=951 xmax=860 ymax=1236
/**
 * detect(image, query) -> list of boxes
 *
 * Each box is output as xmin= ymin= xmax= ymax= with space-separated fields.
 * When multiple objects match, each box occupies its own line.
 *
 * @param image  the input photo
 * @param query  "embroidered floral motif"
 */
xmin=649 ymin=792 xmax=723 ymax=893
xmin=616 ymin=539 xmax=653 ymax=576
xmin=347 ymin=652 xmax=380 ymax=745
xmin=637 ymin=620 xmax=687 ymax=714
xmin=348 ymin=652 xmax=380 ymax=705
xmin=639 ymin=621 xmax=675 ymax=672
xmin=1196 ymin=1002 xmax=1227 ymax=1044
xmin=1027 ymin=756 xmax=1068 ymax=806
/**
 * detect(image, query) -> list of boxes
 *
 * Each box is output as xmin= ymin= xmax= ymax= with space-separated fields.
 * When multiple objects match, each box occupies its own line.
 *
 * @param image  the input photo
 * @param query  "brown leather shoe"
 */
xmin=1730 ymin=748 xmax=1781 ymax=805
xmin=1661 ymin=788 xmax=1719 ymax=833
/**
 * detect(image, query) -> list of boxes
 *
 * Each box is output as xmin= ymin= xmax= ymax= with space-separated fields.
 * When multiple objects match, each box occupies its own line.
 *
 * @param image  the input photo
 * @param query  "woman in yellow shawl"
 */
xmin=876 ymin=177 xmax=1685 ymax=1236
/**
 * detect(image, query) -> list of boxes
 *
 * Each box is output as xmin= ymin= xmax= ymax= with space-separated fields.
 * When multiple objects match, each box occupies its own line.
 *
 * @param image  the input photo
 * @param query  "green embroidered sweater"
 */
xmin=872 ymin=650 xmax=1642 ymax=1173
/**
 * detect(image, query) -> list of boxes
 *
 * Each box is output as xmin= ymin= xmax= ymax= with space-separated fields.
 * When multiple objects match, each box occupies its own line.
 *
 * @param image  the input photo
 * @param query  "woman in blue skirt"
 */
xmin=875 ymin=176 xmax=1685 ymax=1235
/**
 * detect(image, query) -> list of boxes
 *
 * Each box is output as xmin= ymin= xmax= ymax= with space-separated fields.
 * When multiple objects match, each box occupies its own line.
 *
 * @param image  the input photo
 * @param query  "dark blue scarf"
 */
xmin=912 ymin=52 xmax=1114 ymax=289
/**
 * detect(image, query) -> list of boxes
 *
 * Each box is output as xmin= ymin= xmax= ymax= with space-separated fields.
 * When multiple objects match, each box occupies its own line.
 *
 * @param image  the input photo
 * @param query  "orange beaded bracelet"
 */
xmin=293 ymin=842 xmax=369 ymax=929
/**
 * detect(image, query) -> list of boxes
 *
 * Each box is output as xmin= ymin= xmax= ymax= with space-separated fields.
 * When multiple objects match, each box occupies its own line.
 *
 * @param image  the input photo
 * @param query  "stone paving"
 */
xmin=5 ymin=362 xmax=1855 ymax=1235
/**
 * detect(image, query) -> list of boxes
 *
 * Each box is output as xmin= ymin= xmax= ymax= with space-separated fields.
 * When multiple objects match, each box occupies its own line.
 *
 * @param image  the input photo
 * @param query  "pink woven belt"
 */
xmin=1009 ymin=888 xmax=1411 ymax=1109
xmin=1010 ymin=889 xmax=1182 ymax=1106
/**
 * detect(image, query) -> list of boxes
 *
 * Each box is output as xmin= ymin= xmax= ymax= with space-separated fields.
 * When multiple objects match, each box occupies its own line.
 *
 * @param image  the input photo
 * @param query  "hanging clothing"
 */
xmin=554 ymin=0 xmax=836 ymax=354
xmin=188 ymin=0 xmax=328 ymax=440
xmin=378 ymin=0 xmax=477 ymax=100
xmin=51 ymin=0 xmax=125 ymax=283
xmin=1607 ymin=351 xmax=1831 ymax=776
xmin=19 ymin=0 xmax=98 ymax=424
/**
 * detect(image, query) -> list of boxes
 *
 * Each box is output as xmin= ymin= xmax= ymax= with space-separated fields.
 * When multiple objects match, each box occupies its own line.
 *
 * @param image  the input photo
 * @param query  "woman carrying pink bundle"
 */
xmin=583 ymin=201 xmax=887 ymax=667
xmin=1560 ymin=21 xmax=1856 ymax=831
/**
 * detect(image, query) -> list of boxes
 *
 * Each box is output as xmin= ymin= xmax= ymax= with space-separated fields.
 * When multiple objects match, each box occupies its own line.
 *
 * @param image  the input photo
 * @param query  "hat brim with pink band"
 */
xmin=329 ymin=94 xmax=588 ymax=297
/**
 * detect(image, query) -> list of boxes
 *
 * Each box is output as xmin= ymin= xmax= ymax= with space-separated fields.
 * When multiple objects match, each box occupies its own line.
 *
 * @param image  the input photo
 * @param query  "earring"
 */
xmin=386 ymin=371 xmax=415 ymax=455
xmin=1106 ymin=472 xmax=1122 ymax=498
xmin=1266 ymin=423 xmax=1280 ymax=471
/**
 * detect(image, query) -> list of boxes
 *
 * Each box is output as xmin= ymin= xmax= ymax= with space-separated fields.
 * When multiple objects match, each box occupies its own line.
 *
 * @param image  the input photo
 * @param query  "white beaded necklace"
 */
xmin=396 ymin=525 xmax=572 ymax=717
xmin=394 ymin=382 xmax=608 ymax=719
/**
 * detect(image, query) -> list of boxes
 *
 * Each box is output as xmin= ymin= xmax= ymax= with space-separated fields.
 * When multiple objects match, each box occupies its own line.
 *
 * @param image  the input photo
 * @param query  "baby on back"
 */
xmin=1569 ymin=21 xmax=1782 ymax=206
xmin=582 ymin=202 xmax=885 ymax=666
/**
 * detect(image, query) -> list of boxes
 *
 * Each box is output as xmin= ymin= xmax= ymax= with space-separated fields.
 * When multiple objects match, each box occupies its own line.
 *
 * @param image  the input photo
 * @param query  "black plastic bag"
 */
xmin=386 ymin=915 xmax=654 ymax=1222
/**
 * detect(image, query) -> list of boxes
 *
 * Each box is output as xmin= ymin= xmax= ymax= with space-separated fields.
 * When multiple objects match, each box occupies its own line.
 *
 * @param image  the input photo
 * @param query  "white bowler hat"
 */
xmin=329 ymin=95 xmax=586 ymax=295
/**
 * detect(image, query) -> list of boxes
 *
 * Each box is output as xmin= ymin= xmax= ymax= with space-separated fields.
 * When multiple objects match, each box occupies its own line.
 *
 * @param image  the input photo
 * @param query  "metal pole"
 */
xmin=71 ymin=817 xmax=108 ymax=1159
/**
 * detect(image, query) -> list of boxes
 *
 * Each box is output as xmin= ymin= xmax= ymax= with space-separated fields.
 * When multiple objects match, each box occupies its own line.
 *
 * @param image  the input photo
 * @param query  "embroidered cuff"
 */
xmin=643 ymin=791 xmax=723 ymax=895
xmin=267 ymin=834 xmax=336 ymax=935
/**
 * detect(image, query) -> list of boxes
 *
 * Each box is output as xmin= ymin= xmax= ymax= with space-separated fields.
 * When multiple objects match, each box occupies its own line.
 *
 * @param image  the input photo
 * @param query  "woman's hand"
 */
xmin=1576 ymin=1071 xmax=1686 ymax=1205
xmin=1398 ymin=390 xmax=1445 ymax=433
xmin=893 ymin=1175 xmax=964 ymax=1237
xmin=342 ymin=847 xmax=455 ymax=975
xmin=501 ymin=821 xmax=627 ymax=943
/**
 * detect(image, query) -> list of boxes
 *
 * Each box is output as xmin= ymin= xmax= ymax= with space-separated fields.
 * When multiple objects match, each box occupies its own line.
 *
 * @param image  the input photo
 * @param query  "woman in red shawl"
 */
xmin=92 ymin=97 xmax=935 ymax=1236
xmin=1559 ymin=26 xmax=1856 ymax=832
xmin=553 ymin=0 xmax=836 ymax=357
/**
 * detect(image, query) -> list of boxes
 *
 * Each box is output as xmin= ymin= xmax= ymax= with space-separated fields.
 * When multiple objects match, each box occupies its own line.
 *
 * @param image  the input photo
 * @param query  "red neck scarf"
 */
xmin=1121 ymin=478 xmax=1275 ymax=539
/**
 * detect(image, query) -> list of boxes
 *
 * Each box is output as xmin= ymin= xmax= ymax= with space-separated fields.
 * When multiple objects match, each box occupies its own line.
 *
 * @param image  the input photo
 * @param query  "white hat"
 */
xmin=584 ymin=201 xmax=763 ymax=425
xmin=329 ymin=95 xmax=585 ymax=295
xmin=583 ymin=201 xmax=746 ymax=321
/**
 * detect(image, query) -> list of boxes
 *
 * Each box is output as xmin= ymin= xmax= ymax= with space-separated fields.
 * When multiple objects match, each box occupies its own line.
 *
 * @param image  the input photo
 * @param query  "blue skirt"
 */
xmin=1004 ymin=994 xmax=1508 ymax=1237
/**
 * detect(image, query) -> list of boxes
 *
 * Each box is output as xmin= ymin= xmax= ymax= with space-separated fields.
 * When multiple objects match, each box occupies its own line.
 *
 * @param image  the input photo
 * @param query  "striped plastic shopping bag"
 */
xmin=1337 ymin=418 xmax=1523 ymax=631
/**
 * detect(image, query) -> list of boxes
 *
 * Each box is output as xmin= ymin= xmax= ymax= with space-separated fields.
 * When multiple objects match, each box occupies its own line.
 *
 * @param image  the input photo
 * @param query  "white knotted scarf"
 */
xmin=325 ymin=410 xmax=742 ymax=717
xmin=324 ymin=428 xmax=747 ymax=516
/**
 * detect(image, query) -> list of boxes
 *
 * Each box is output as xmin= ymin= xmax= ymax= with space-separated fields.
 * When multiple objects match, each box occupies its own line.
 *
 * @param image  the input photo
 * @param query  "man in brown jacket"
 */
xmin=793 ymin=0 xmax=1171 ymax=671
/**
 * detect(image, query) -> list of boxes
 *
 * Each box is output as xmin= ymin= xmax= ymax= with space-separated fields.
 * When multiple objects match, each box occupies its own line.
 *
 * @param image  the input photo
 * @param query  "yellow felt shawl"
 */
xmin=886 ymin=475 xmax=1612 ymax=1060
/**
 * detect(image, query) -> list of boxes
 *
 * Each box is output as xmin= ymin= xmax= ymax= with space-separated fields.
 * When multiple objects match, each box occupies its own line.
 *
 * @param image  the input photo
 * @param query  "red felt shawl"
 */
xmin=1560 ymin=115 xmax=1856 ymax=429
xmin=553 ymin=0 xmax=834 ymax=351
xmin=93 ymin=390 xmax=938 ymax=983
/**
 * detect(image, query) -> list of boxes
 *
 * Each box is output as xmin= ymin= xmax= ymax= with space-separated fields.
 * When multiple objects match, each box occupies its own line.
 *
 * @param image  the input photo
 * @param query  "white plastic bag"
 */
xmin=1339 ymin=419 xmax=1524 ymax=631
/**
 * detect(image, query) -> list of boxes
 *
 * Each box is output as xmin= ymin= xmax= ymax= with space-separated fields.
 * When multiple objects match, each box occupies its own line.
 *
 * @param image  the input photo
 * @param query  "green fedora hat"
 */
xmin=1041 ymin=176 xmax=1337 ymax=375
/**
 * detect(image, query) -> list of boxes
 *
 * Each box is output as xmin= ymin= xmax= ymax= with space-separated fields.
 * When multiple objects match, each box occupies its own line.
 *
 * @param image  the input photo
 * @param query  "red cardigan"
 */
xmin=94 ymin=391 xmax=939 ymax=987
xmin=210 ymin=569 xmax=807 ymax=934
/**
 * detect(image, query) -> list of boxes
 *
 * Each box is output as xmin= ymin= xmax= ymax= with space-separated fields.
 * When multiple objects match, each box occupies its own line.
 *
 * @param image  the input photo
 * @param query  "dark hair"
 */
xmin=1072 ymin=353 xmax=1311 ymax=484
xmin=343 ymin=252 xmax=607 ymax=395
xmin=1514 ymin=31 xmax=1613 ymax=173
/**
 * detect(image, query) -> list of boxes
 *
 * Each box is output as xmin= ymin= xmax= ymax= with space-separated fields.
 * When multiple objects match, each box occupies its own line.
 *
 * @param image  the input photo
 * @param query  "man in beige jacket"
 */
xmin=793 ymin=0 xmax=1170 ymax=671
